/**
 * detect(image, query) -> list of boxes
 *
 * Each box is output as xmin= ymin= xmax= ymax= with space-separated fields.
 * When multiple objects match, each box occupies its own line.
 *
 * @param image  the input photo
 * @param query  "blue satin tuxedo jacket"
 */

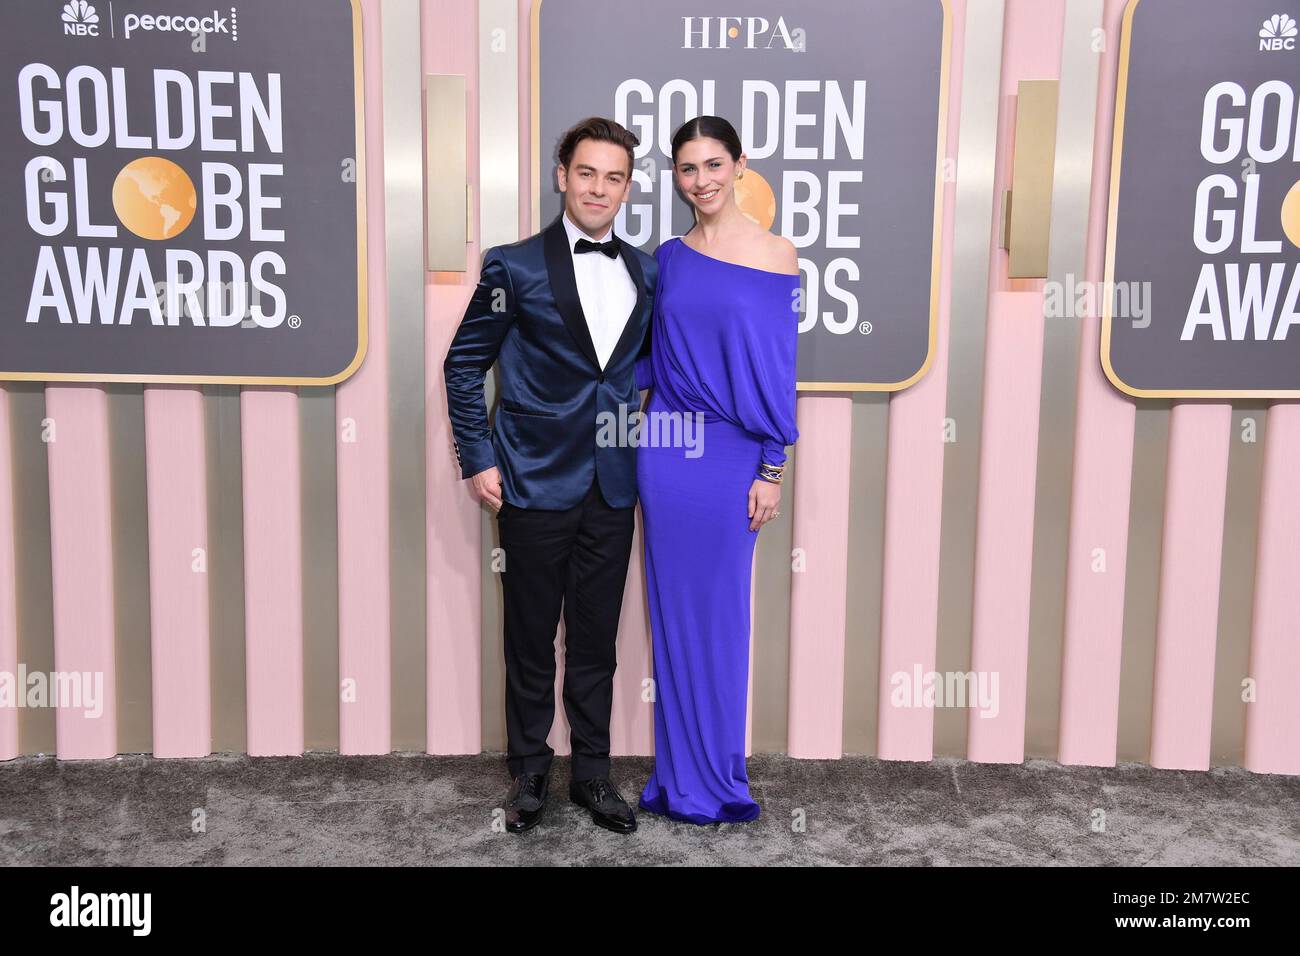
xmin=443 ymin=214 xmax=658 ymax=510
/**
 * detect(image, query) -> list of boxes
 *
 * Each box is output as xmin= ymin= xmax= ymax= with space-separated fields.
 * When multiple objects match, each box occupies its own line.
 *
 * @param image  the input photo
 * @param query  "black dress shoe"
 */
xmin=570 ymin=777 xmax=637 ymax=834
xmin=504 ymin=772 xmax=549 ymax=832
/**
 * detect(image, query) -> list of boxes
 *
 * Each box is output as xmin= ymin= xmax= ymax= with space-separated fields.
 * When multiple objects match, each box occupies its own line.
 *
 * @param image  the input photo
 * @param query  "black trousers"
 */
xmin=496 ymin=477 xmax=635 ymax=781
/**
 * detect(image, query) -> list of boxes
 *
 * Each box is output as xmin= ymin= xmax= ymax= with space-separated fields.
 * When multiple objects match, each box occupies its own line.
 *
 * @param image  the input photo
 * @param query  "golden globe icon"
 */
xmin=111 ymin=157 xmax=198 ymax=241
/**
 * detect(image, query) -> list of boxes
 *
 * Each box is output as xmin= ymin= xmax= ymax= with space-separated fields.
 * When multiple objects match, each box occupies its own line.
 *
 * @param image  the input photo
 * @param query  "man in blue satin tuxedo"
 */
xmin=443 ymin=118 xmax=657 ymax=835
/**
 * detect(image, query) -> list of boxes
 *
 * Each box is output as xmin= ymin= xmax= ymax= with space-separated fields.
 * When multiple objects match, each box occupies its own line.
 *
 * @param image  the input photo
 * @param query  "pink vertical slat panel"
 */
xmin=0 ymin=387 xmax=17 ymax=759
xmin=787 ymin=396 xmax=852 ymax=758
xmin=966 ymin=0 xmax=1063 ymax=764
xmin=427 ymin=286 xmax=482 ymax=753
xmin=241 ymin=387 xmax=304 ymax=755
xmin=546 ymin=629 xmax=571 ymax=757
xmin=1244 ymin=402 xmax=1300 ymax=775
xmin=337 ymin=0 xmax=392 ymax=755
xmin=1149 ymin=403 xmax=1232 ymax=770
xmin=424 ymin=0 xmax=483 ymax=752
xmin=1057 ymin=0 xmax=1134 ymax=767
xmin=876 ymin=0 xmax=965 ymax=761
xmin=967 ymin=293 xmax=1047 ymax=761
xmin=45 ymin=385 xmax=118 ymax=757
xmin=143 ymin=385 xmax=210 ymax=757
xmin=610 ymin=517 xmax=652 ymax=755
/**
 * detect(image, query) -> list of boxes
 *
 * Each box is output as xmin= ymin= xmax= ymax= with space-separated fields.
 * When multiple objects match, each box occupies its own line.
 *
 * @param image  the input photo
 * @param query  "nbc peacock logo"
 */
xmin=1259 ymin=13 xmax=1297 ymax=51
xmin=61 ymin=0 xmax=100 ymax=37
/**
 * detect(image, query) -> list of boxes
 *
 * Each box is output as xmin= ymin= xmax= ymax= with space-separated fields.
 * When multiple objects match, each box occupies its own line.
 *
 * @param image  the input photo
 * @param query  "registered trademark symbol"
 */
xmin=288 ymin=315 xmax=302 ymax=329
xmin=859 ymin=321 xmax=872 ymax=334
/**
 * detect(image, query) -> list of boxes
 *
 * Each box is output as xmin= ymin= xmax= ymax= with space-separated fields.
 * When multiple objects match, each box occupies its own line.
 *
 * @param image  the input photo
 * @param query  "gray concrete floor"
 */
xmin=1 ymin=752 xmax=1296 ymax=865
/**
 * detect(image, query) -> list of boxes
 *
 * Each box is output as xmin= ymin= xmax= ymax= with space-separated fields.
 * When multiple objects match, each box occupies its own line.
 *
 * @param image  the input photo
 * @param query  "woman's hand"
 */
xmin=748 ymin=478 xmax=782 ymax=532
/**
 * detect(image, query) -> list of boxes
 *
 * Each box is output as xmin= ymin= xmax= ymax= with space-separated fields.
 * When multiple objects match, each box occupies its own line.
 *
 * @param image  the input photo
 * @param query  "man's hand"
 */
xmin=748 ymin=478 xmax=781 ymax=532
xmin=471 ymin=466 xmax=504 ymax=512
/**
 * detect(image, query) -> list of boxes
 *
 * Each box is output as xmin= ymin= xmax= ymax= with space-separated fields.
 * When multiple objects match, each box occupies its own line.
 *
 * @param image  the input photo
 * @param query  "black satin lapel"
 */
xmin=543 ymin=216 xmax=601 ymax=371
xmin=606 ymin=241 xmax=647 ymax=368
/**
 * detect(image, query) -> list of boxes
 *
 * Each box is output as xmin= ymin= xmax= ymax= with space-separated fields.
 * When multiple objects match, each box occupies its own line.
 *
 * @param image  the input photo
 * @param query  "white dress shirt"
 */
xmin=561 ymin=210 xmax=637 ymax=370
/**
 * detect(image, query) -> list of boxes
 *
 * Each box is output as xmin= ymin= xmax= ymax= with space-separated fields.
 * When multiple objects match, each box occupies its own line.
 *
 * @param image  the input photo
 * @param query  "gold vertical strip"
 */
xmin=300 ymin=386 xmax=339 ymax=750
xmin=752 ymin=446 xmax=795 ymax=752
xmin=106 ymin=385 xmax=152 ymax=754
xmin=1007 ymin=80 xmax=1060 ymax=279
xmin=206 ymin=384 xmax=247 ymax=753
xmin=933 ymin=0 xmax=1006 ymax=757
xmin=1116 ymin=400 xmax=1170 ymax=762
xmin=425 ymin=74 xmax=469 ymax=272
xmin=842 ymin=397 xmax=889 ymax=755
xmin=1212 ymin=405 xmax=1266 ymax=767
xmin=383 ymin=0 xmax=427 ymax=752
xmin=481 ymin=508 xmax=505 ymax=754
xmin=1025 ymin=0 xmax=1103 ymax=760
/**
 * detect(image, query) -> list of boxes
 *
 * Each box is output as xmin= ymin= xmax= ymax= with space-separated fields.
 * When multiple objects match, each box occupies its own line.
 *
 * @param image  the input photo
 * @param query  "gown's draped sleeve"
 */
xmin=731 ymin=274 xmax=800 ymax=469
xmin=647 ymin=237 xmax=800 ymax=469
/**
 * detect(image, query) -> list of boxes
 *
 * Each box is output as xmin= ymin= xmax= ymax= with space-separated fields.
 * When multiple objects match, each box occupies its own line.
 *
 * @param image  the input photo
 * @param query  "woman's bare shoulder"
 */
xmin=749 ymin=230 xmax=799 ymax=276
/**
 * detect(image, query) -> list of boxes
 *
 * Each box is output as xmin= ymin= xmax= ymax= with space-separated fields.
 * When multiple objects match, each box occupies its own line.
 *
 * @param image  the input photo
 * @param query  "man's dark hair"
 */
xmin=556 ymin=117 xmax=639 ymax=176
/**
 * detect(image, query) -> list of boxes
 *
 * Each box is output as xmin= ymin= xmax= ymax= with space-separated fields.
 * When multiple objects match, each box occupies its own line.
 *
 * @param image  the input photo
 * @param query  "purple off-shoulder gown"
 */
xmin=633 ymin=236 xmax=800 ymax=824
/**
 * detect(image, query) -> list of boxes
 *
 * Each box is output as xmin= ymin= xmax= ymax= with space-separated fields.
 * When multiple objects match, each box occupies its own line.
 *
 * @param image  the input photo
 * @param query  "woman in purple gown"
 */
xmin=634 ymin=117 xmax=800 ymax=824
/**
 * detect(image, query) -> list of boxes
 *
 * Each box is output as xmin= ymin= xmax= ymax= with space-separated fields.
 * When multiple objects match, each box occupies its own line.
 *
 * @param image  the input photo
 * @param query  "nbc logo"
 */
xmin=1259 ymin=13 xmax=1297 ymax=51
xmin=62 ymin=0 xmax=100 ymax=37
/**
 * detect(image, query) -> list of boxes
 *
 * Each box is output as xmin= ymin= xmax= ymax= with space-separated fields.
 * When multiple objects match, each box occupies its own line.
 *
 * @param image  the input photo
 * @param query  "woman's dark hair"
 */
xmin=556 ymin=117 xmax=639 ymax=175
xmin=670 ymin=115 xmax=743 ymax=164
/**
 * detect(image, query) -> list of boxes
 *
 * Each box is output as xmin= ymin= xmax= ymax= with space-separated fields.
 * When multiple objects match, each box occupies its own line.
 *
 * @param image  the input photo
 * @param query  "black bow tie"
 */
xmin=573 ymin=236 xmax=621 ymax=259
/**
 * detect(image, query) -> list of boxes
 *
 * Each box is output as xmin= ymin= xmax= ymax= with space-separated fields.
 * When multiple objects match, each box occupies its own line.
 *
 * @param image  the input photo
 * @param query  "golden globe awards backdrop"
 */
xmin=534 ymin=0 xmax=951 ymax=390
xmin=0 ymin=0 xmax=366 ymax=385
xmin=1104 ymin=0 xmax=1300 ymax=397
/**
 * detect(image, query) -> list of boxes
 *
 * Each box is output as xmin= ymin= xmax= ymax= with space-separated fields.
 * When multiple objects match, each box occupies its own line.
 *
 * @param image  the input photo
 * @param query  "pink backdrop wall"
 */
xmin=0 ymin=0 xmax=1295 ymax=777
